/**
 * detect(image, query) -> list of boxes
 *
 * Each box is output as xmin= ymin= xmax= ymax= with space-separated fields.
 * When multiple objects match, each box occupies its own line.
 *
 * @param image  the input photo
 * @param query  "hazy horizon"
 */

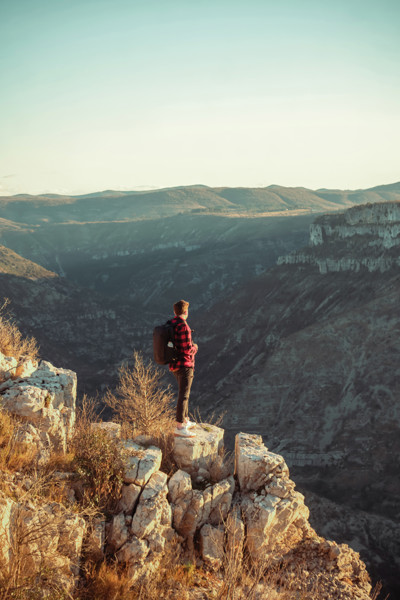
xmin=1 ymin=0 xmax=399 ymax=196
xmin=2 ymin=179 xmax=400 ymax=199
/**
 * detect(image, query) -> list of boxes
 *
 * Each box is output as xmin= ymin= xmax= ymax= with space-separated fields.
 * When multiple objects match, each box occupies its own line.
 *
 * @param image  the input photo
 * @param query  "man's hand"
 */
xmin=193 ymin=343 xmax=198 ymax=351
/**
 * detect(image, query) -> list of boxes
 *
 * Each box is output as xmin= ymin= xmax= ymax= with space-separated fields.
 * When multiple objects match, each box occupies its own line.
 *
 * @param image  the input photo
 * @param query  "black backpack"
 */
xmin=153 ymin=320 xmax=178 ymax=365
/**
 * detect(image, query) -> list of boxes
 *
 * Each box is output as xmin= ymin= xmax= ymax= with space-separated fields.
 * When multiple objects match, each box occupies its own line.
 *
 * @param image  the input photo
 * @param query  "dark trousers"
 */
xmin=172 ymin=367 xmax=194 ymax=423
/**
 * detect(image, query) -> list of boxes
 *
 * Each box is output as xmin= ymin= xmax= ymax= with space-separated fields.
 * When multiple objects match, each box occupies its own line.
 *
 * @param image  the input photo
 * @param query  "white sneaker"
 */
xmin=174 ymin=426 xmax=196 ymax=438
xmin=184 ymin=419 xmax=196 ymax=429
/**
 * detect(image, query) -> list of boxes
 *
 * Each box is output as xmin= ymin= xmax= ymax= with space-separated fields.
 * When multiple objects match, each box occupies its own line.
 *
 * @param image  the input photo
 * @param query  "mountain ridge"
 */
xmin=1 ymin=182 xmax=400 ymax=225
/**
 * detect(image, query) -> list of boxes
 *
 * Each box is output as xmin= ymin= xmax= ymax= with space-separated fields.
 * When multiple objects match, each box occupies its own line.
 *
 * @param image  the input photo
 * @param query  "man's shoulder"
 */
xmin=172 ymin=317 xmax=190 ymax=332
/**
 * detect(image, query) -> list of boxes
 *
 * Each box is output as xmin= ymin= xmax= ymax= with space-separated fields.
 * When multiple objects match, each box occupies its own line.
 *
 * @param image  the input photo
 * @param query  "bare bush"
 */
xmin=105 ymin=351 xmax=175 ymax=438
xmin=0 ymin=299 xmax=38 ymax=364
xmin=80 ymin=538 xmax=196 ymax=600
xmin=72 ymin=397 xmax=124 ymax=510
xmin=0 ymin=494 xmax=78 ymax=600
xmin=0 ymin=409 xmax=38 ymax=475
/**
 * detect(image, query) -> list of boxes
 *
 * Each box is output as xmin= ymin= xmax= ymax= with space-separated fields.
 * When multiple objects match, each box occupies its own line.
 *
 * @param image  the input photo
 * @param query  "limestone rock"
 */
xmin=208 ymin=477 xmax=234 ymax=525
xmin=108 ymin=512 xmax=129 ymax=551
xmin=235 ymin=432 xmax=288 ymax=492
xmin=1 ymin=384 xmax=49 ymax=420
xmin=168 ymin=469 xmax=192 ymax=504
xmin=130 ymin=471 xmax=169 ymax=539
xmin=15 ymin=358 xmax=38 ymax=379
xmin=91 ymin=421 xmax=121 ymax=440
xmin=200 ymin=524 xmax=224 ymax=569
xmin=14 ymin=423 xmax=51 ymax=466
xmin=115 ymin=470 xmax=174 ymax=582
xmin=0 ymin=359 xmax=77 ymax=455
xmin=86 ymin=518 xmax=106 ymax=560
xmin=1 ymin=499 xmax=86 ymax=591
xmin=0 ymin=493 xmax=14 ymax=567
xmin=225 ymin=508 xmax=245 ymax=559
xmin=242 ymin=490 xmax=310 ymax=560
xmin=118 ymin=483 xmax=141 ymax=514
xmin=0 ymin=351 xmax=17 ymax=381
xmin=116 ymin=536 xmax=149 ymax=565
xmin=121 ymin=440 xmax=162 ymax=485
xmin=172 ymin=423 xmax=224 ymax=479
xmin=264 ymin=474 xmax=295 ymax=499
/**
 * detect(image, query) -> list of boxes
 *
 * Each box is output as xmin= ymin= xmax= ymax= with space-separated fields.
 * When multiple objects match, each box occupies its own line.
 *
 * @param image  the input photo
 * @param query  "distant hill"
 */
xmin=1 ymin=182 xmax=399 ymax=224
xmin=0 ymin=245 xmax=57 ymax=279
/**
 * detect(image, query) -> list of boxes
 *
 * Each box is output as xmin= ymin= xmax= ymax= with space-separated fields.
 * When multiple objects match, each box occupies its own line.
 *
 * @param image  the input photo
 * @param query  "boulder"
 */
xmin=86 ymin=518 xmax=106 ymax=560
xmin=118 ymin=483 xmax=141 ymax=514
xmin=131 ymin=471 xmax=169 ymax=539
xmin=0 ymin=351 xmax=17 ymax=381
xmin=108 ymin=512 xmax=129 ymax=552
xmin=1 ymin=499 xmax=86 ymax=592
xmin=200 ymin=524 xmax=224 ymax=569
xmin=173 ymin=423 xmax=224 ymax=480
xmin=168 ymin=469 xmax=192 ymax=504
xmin=121 ymin=440 xmax=162 ymax=485
xmin=116 ymin=536 xmax=149 ymax=565
xmin=235 ymin=432 xmax=288 ymax=492
xmin=242 ymin=490 xmax=309 ymax=560
xmin=0 ymin=360 xmax=77 ymax=455
xmin=91 ymin=421 xmax=121 ymax=440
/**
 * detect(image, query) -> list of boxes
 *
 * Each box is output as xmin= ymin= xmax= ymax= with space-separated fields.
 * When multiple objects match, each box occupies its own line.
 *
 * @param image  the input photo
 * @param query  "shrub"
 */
xmin=72 ymin=397 xmax=124 ymax=510
xmin=104 ymin=351 xmax=175 ymax=438
xmin=0 ymin=409 xmax=38 ymax=475
xmin=0 ymin=299 xmax=38 ymax=363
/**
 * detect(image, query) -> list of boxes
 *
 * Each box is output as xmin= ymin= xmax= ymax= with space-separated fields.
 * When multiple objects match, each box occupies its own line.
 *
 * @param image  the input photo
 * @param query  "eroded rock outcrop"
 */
xmin=1 ymin=356 xmax=373 ymax=598
xmin=0 ymin=492 xmax=86 ymax=593
xmin=106 ymin=438 xmax=175 ymax=582
xmin=278 ymin=200 xmax=400 ymax=273
xmin=0 ymin=353 xmax=76 ymax=457
xmin=167 ymin=427 xmax=372 ymax=600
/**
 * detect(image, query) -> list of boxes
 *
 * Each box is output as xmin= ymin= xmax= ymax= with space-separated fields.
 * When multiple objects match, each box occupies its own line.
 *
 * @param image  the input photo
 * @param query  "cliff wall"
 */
xmin=278 ymin=201 xmax=400 ymax=273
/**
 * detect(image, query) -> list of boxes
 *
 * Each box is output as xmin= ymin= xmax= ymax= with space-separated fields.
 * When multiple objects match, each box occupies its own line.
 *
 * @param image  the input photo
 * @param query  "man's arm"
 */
xmin=175 ymin=322 xmax=197 ymax=356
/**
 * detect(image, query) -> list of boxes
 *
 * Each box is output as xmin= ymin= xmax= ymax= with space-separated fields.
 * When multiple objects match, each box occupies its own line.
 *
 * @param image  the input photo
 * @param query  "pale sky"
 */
xmin=1 ymin=0 xmax=399 ymax=196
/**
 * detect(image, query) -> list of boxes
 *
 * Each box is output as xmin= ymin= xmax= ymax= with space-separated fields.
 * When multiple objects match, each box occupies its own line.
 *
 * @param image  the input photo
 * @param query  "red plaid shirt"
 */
xmin=169 ymin=315 xmax=197 ymax=370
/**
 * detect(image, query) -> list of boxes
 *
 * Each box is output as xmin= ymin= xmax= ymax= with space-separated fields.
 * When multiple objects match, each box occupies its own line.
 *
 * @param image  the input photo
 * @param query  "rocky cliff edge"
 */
xmin=0 ymin=350 xmax=374 ymax=599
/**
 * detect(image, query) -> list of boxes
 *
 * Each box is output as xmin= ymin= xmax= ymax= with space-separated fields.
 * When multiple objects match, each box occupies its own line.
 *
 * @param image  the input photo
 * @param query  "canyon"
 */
xmin=0 ymin=183 xmax=399 ymax=596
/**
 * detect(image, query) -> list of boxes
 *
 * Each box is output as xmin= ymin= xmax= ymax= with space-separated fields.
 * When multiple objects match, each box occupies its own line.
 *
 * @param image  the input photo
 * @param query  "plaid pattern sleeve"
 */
xmin=169 ymin=316 xmax=197 ymax=369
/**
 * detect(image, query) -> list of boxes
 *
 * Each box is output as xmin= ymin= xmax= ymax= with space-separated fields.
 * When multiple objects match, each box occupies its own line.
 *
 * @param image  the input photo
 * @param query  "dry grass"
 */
xmin=44 ymin=450 xmax=75 ymax=473
xmin=193 ymin=406 xmax=226 ymax=429
xmin=0 ymin=496 xmax=75 ymax=600
xmin=71 ymin=397 xmax=124 ymax=511
xmin=0 ymin=409 xmax=38 ymax=476
xmin=0 ymin=299 xmax=38 ymax=365
xmin=79 ymin=539 xmax=211 ymax=600
xmin=104 ymin=351 xmax=175 ymax=439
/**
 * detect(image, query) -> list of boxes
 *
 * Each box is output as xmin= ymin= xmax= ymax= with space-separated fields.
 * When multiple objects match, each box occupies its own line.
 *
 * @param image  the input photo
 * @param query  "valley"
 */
xmin=0 ymin=183 xmax=400 ymax=597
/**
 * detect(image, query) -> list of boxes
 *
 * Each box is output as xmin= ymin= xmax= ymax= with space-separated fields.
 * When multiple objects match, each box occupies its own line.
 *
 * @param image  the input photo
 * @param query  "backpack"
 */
xmin=153 ymin=320 xmax=178 ymax=365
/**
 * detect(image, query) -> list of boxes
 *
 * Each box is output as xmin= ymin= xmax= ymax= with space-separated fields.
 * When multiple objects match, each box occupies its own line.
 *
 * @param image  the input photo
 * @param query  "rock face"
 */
xmin=194 ymin=201 xmax=400 ymax=596
xmin=0 ymin=352 xmax=374 ymax=599
xmin=108 ymin=441 xmax=175 ymax=582
xmin=99 ymin=423 xmax=372 ymax=597
xmin=279 ymin=201 xmax=400 ymax=273
xmin=235 ymin=433 xmax=309 ymax=560
xmin=172 ymin=423 xmax=225 ymax=482
xmin=0 ymin=354 xmax=76 ymax=457
xmin=168 ymin=429 xmax=371 ymax=600
xmin=0 ymin=492 xmax=86 ymax=593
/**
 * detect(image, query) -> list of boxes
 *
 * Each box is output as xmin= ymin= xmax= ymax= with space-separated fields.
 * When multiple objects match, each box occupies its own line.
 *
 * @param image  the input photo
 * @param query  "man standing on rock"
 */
xmin=170 ymin=299 xmax=198 ymax=438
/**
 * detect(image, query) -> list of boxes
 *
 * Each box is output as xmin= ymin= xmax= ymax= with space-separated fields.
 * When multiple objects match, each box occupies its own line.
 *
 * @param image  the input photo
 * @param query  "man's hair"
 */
xmin=174 ymin=299 xmax=189 ymax=316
